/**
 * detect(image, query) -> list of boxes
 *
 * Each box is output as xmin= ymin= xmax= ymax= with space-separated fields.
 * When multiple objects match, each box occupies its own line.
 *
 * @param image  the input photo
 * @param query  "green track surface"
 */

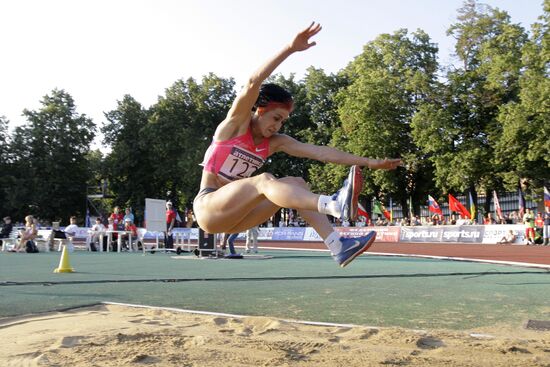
xmin=1 ymin=250 xmax=549 ymax=330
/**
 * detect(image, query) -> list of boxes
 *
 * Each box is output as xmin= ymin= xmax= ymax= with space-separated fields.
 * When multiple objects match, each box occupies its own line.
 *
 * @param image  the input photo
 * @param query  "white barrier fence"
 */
xmin=64 ymin=224 xmax=530 ymax=245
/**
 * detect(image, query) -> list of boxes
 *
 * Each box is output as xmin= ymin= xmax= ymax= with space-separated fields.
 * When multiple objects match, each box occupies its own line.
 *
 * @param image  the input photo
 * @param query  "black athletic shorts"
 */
xmin=193 ymin=187 xmax=217 ymax=204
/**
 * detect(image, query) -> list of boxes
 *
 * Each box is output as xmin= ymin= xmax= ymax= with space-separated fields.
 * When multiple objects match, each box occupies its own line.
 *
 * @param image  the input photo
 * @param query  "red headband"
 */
xmin=257 ymin=101 xmax=294 ymax=115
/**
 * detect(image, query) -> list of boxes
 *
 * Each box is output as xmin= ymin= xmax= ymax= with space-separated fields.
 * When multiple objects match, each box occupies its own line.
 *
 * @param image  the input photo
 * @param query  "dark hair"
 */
xmin=254 ymin=83 xmax=293 ymax=111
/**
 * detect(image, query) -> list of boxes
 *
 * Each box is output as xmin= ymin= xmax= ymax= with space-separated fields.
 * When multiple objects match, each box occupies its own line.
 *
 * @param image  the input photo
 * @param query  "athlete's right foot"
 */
xmin=331 ymin=165 xmax=363 ymax=221
xmin=332 ymin=231 xmax=376 ymax=268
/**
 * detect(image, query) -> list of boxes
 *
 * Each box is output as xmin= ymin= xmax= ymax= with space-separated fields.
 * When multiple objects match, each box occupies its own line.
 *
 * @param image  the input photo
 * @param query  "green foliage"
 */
xmin=4 ymin=89 xmax=95 ymax=222
xmin=335 ymin=28 xmax=439 ymax=208
xmin=413 ymin=0 xmax=528 ymax=213
xmin=495 ymin=1 xmax=550 ymax=190
xmin=101 ymin=74 xmax=235 ymax=219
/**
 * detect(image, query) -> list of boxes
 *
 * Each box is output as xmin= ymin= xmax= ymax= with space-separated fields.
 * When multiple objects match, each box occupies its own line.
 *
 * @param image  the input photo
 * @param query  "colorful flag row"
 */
xmin=361 ymin=185 xmax=549 ymax=223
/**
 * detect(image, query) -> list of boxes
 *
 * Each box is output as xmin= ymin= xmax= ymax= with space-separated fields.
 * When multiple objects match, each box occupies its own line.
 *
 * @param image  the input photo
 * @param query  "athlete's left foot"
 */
xmin=332 ymin=231 xmax=376 ymax=267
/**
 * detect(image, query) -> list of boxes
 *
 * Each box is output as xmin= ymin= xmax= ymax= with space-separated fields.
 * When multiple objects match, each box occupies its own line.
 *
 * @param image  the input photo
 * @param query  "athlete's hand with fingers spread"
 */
xmin=368 ymin=158 xmax=402 ymax=170
xmin=289 ymin=22 xmax=322 ymax=52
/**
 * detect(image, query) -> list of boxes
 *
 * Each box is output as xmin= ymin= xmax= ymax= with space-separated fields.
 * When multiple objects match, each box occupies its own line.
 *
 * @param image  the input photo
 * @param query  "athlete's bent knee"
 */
xmin=280 ymin=176 xmax=308 ymax=188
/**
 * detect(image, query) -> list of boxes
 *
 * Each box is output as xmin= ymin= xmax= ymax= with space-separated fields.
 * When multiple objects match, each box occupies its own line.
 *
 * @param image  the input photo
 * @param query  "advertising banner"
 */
xmin=272 ymin=227 xmax=306 ymax=241
xmin=304 ymin=227 xmax=323 ymax=242
xmin=482 ymin=224 xmax=525 ymax=244
xmin=258 ymin=227 xmax=275 ymax=241
xmin=131 ymin=225 xmax=528 ymax=245
xmin=372 ymin=226 xmax=400 ymax=242
xmin=399 ymin=226 xmax=484 ymax=243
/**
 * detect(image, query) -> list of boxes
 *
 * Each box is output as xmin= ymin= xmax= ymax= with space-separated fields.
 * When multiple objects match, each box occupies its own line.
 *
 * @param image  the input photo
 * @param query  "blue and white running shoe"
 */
xmin=331 ymin=165 xmax=363 ymax=221
xmin=332 ymin=231 xmax=376 ymax=267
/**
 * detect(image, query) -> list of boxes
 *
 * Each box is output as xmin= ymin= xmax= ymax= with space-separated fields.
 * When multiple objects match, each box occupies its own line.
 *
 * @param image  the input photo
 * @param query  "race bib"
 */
xmin=218 ymin=146 xmax=264 ymax=181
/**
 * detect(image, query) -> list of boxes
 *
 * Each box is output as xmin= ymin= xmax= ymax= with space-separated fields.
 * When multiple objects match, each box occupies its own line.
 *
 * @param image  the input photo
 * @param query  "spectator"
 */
xmin=121 ymin=218 xmax=138 ymax=250
xmin=123 ymin=207 xmax=134 ymax=225
xmin=185 ymin=209 xmax=194 ymax=228
xmin=449 ymin=214 xmax=457 ymax=225
xmin=1 ymin=216 xmax=13 ymax=249
xmin=110 ymin=206 xmax=124 ymax=230
xmin=165 ymin=201 xmax=176 ymax=248
xmin=543 ymin=206 xmax=550 ymax=246
xmin=226 ymin=233 xmax=239 ymax=255
xmin=63 ymin=216 xmax=79 ymax=252
xmin=89 ymin=217 xmax=106 ymax=251
xmin=422 ymin=216 xmax=432 ymax=226
xmin=497 ymin=230 xmax=516 ymax=244
xmin=14 ymin=215 xmax=37 ymax=252
xmin=431 ymin=213 xmax=440 ymax=225
xmin=535 ymin=212 xmax=544 ymax=229
xmin=523 ymin=208 xmax=536 ymax=245
xmin=483 ymin=213 xmax=494 ymax=225
xmin=246 ymin=225 xmax=259 ymax=253
xmin=106 ymin=217 xmax=119 ymax=251
xmin=375 ymin=216 xmax=386 ymax=226
xmin=508 ymin=211 xmax=519 ymax=224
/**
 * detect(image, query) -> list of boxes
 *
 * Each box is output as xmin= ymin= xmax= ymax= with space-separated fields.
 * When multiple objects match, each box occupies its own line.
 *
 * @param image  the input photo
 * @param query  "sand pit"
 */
xmin=1 ymin=303 xmax=549 ymax=366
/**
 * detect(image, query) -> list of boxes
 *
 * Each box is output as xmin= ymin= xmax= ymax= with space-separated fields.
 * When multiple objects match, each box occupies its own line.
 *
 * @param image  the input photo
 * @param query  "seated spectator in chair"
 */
xmin=120 ymin=218 xmax=138 ymax=250
xmin=106 ymin=217 xmax=119 ymax=251
xmin=89 ymin=217 xmax=106 ymax=251
xmin=497 ymin=230 xmax=516 ymax=244
xmin=14 ymin=215 xmax=37 ymax=252
xmin=1 ymin=216 xmax=13 ymax=249
xmin=63 ymin=216 xmax=79 ymax=252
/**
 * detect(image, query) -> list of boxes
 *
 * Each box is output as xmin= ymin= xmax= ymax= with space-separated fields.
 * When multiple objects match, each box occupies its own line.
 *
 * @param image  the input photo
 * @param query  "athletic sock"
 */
xmin=318 ymin=195 xmax=341 ymax=218
xmin=324 ymin=231 xmax=342 ymax=254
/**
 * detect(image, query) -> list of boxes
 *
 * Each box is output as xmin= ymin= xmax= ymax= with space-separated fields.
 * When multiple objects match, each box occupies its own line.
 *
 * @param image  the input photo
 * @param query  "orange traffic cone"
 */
xmin=53 ymin=245 xmax=75 ymax=273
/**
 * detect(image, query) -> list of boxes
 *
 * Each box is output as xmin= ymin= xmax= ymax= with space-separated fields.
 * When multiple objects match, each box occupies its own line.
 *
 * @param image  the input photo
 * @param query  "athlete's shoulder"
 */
xmin=213 ymin=115 xmax=251 ymax=141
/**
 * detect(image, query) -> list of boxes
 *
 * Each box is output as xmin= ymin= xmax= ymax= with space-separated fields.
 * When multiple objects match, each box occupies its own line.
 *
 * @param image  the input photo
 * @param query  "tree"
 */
xmin=299 ymin=68 xmax=352 ymax=195
xmin=335 ymin=29 xmax=439 ymax=213
xmin=102 ymin=95 xmax=152 ymax=219
xmin=9 ymin=89 xmax=95 ymax=222
xmin=494 ymin=0 xmax=550 ymax=192
xmin=0 ymin=116 xmax=14 ymax=216
xmin=412 ymin=0 xmax=527 ymax=213
xmin=102 ymin=74 xmax=235 ymax=216
xmin=146 ymin=74 xmax=235 ymax=209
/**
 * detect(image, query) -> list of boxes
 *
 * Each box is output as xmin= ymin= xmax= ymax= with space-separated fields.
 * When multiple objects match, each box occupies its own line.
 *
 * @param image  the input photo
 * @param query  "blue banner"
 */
xmin=272 ymin=227 xmax=306 ymax=241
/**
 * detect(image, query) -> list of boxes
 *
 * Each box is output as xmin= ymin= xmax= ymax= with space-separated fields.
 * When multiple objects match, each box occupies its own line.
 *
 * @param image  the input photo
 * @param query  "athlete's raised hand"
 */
xmin=289 ymin=22 xmax=322 ymax=52
xmin=368 ymin=158 xmax=402 ymax=170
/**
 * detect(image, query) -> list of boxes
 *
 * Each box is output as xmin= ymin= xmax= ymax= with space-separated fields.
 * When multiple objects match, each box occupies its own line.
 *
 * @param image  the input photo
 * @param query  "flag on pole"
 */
xmin=85 ymin=208 xmax=91 ymax=228
xmin=544 ymin=186 xmax=550 ymax=207
xmin=469 ymin=192 xmax=476 ymax=222
xmin=373 ymin=200 xmax=391 ymax=221
xmin=448 ymin=194 xmax=471 ymax=219
xmin=358 ymin=203 xmax=370 ymax=221
xmin=493 ymin=191 xmax=503 ymax=221
xmin=427 ymin=195 xmax=443 ymax=215
xmin=389 ymin=197 xmax=393 ymax=223
xmin=518 ymin=187 xmax=526 ymax=217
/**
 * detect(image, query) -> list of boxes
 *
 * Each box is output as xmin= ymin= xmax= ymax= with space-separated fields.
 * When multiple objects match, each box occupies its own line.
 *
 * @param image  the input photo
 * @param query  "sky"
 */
xmin=0 ymin=0 xmax=545 ymax=149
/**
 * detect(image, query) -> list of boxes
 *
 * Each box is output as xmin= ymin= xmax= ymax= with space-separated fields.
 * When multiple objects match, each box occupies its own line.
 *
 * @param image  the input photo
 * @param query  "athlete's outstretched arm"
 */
xmin=271 ymin=134 xmax=402 ymax=170
xmin=225 ymin=22 xmax=321 ymax=126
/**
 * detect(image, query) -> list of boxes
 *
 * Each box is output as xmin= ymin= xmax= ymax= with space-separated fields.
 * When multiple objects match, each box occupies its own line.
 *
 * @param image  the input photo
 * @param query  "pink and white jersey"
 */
xmin=201 ymin=127 xmax=269 ymax=182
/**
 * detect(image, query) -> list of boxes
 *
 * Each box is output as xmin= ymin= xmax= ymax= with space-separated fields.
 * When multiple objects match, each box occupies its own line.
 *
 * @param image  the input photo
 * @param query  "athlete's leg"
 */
xmin=194 ymin=173 xmax=320 ymax=233
xmin=195 ymin=167 xmax=374 ymax=267
xmin=222 ymin=176 xmax=335 ymax=238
